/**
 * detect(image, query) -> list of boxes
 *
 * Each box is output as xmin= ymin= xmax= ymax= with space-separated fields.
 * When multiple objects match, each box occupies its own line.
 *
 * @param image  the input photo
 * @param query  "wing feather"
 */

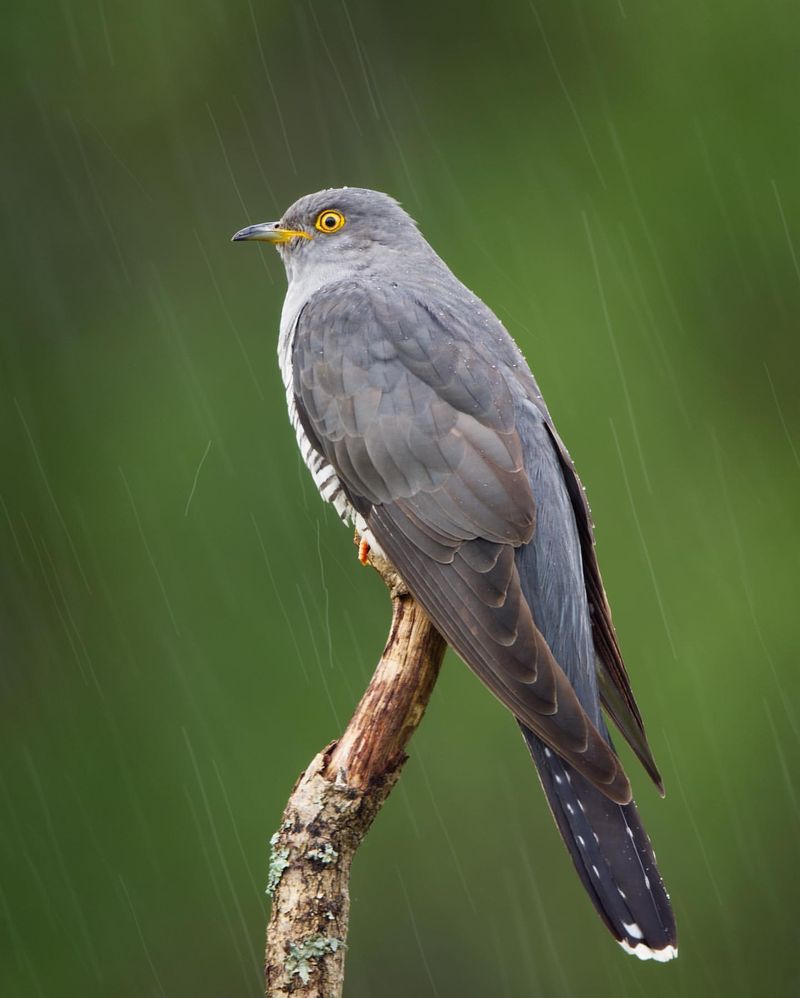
xmin=543 ymin=423 xmax=664 ymax=793
xmin=292 ymin=279 xmax=633 ymax=803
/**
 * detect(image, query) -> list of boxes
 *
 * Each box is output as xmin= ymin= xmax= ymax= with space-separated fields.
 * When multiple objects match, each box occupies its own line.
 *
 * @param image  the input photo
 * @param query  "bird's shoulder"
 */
xmin=292 ymin=272 xmax=543 ymax=428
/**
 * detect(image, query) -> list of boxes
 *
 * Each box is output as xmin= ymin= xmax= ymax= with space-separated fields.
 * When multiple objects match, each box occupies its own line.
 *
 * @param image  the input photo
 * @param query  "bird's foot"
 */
xmin=358 ymin=537 xmax=370 ymax=565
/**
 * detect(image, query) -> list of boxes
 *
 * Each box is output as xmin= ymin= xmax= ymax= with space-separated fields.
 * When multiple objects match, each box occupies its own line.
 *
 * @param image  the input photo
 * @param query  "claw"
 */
xmin=358 ymin=537 xmax=370 ymax=565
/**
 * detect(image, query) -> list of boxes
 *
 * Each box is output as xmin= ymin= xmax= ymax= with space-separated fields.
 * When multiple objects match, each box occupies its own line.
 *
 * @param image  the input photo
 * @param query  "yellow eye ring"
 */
xmin=314 ymin=209 xmax=346 ymax=234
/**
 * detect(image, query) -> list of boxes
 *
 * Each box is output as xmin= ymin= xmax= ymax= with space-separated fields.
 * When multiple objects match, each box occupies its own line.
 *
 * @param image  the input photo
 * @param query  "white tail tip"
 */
xmin=619 ymin=939 xmax=678 ymax=962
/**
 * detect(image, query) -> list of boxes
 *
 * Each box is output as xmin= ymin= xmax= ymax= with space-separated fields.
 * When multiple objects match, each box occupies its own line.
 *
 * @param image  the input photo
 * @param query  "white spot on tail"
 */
xmin=623 ymin=921 xmax=644 ymax=940
xmin=619 ymin=940 xmax=678 ymax=963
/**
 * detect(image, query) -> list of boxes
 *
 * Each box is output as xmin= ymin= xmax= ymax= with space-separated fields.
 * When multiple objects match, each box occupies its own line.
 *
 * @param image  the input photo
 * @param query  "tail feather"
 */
xmin=521 ymin=723 xmax=677 ymax=961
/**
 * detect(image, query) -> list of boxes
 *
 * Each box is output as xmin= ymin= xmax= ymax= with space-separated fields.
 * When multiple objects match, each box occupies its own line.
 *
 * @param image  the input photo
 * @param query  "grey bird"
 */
xmin=233 ymin=187 xmax=677 ymax=961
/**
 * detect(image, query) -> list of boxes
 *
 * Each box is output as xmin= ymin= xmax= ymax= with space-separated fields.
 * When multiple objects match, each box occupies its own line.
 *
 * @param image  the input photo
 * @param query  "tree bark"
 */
xmin=264 ymin=544 xmax=447 ymax=997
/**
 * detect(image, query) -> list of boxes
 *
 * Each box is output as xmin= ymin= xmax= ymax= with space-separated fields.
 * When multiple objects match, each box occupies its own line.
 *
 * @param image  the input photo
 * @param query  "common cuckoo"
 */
xmin=233 ymin=187 xmax=677 ymax=961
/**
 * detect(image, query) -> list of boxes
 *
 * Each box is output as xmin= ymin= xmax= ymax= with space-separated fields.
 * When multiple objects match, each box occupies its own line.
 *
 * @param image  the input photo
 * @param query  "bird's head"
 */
xmin=232 ymin=187 xmax=428 ymax=282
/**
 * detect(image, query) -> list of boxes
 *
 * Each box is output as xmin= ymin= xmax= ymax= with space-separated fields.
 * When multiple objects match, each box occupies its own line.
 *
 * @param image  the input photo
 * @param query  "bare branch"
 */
xmin=264 ymin=543 xmax=446 ymax=997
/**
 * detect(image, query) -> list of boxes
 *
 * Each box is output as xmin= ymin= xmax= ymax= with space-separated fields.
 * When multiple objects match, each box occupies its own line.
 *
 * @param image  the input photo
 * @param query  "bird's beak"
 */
xmin=231 ymin=221 xmax=312 ymax=244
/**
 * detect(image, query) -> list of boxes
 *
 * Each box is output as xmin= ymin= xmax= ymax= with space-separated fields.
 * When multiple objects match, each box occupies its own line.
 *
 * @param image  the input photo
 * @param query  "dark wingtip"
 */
xmin=644 ymin=759 xmax=666 ymax=797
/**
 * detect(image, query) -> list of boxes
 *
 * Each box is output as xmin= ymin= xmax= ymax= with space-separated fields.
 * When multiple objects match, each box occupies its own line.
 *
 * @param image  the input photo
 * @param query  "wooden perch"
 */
xmin=264 ymin=542 xmax=447 ymax=997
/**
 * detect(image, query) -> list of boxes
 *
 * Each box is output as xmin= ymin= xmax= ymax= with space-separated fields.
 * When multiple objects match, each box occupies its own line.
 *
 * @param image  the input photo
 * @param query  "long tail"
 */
xmin=520 ymin=724 xmax=677 ymax=961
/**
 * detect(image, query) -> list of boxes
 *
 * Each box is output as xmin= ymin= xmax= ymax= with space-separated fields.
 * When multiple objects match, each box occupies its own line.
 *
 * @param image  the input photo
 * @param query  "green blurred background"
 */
xmin=2 ymin=2 xmax=799 ymax=995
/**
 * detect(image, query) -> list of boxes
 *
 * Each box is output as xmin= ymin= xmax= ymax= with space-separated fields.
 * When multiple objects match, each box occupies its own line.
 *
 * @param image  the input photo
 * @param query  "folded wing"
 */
xmin=292 ymin=279 xmax=633 ymax=803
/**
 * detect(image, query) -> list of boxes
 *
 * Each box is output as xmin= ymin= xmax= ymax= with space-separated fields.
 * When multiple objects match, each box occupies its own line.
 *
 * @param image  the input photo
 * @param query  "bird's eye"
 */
xmin=314 ymin=209 xmax=346 ymax=234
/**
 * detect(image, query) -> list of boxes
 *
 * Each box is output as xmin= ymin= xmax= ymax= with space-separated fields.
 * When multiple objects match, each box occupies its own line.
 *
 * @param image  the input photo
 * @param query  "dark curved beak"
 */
xmin=231 ymin=221 xmax=311 ymax=244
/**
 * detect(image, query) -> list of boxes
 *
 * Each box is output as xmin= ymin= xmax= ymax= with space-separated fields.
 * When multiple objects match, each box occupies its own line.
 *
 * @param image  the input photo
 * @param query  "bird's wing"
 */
xmin=291 ymin=279 xmax=631 ymax=803
xmin=542 ymin=421 xmax=664 ymax=793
